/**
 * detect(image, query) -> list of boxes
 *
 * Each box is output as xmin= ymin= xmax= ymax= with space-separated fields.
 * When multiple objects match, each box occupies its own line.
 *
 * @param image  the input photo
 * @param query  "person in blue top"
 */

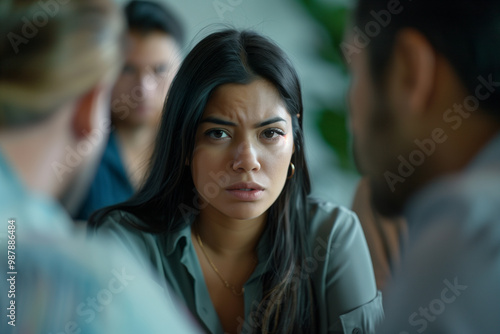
xmin=344 ymin=0 xmax=500 ymax=332
xmin=74 ymin=0 xmax=184 ymax=220
xmin=89 ymin=29 xmax=384 ymax=333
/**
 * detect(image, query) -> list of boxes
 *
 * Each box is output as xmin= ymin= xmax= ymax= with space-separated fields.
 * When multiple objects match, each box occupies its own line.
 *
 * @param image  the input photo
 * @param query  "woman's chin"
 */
xmin=216 ymin=207 xmax=267 ymax=222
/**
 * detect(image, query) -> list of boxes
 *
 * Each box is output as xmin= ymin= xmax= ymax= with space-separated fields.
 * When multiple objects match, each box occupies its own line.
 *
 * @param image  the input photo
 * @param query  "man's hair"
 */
xmin=125 ymin=0 xmax=185 ymax=46
xmin=0 ymin=0 xmax=124 ymax=128
xmin=354 ymin=0 xmax=500 ymax=118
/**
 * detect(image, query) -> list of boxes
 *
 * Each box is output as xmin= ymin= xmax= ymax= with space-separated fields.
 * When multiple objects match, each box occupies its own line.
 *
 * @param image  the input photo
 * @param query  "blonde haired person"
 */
xmin=0 ymin=1 xmax=199 ymax=333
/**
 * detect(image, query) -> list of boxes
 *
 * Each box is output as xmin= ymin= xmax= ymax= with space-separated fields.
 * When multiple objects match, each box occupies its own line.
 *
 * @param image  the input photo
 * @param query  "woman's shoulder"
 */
xmin=93 ymin=209 xmax=160 ymax=258
xmin=307 ymin=197 xmax=356 ymax=217
xmin=305 ymin=198 xmax=383 ymax=332
xmin=305 ymin=197 xmax=366 ymax=257
xmin=306 ymin=197 xmax=360 ymax=239
xmin=98 ymin=209 xmax=147 ymax=234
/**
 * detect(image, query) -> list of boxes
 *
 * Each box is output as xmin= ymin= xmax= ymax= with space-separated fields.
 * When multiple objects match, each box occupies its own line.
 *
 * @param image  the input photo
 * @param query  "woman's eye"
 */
xmin=262 ymin=128 xmax=284 ymax=140
xmin=206 ymin=129 xmax=230 ymax=140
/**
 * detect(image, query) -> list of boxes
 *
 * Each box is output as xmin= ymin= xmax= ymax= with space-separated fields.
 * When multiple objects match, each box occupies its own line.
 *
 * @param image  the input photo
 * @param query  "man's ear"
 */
xmin=71 ymin=86 xmax=103 ymax=140
xmin=388 ymin=28 xmax=437 ymax=117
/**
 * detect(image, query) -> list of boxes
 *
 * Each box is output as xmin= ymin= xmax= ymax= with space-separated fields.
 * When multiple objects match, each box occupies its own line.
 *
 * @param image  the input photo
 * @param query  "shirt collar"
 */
xmin=164 ymin=213 xmax=272 ymax=277
xmin=164 ymin=214 xmax=195 ymax=256
xmin=105 ymin=131 xmax=132 ymax=182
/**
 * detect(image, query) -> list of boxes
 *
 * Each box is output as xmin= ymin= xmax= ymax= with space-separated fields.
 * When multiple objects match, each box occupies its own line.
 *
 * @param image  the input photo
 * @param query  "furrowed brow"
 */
xmin=254 ymin=117 xmax=286 ymax=128
xmin=199 ymin=117 xmax=237 ymax=126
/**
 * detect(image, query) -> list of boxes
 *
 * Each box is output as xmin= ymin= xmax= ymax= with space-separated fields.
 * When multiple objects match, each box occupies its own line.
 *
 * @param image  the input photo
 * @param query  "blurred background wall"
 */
xmin=120 ymin=0 xmax=358 ymax=207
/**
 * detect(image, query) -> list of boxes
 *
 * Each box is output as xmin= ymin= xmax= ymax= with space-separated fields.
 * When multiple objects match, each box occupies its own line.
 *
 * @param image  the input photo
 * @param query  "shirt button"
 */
xmin=352 ymin=329 xmax=361 ymax=334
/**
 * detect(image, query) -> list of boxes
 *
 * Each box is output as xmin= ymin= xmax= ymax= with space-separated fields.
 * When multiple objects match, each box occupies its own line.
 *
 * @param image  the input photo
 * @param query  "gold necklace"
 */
xmin=195 ymin=230 xmax=256 ymax=297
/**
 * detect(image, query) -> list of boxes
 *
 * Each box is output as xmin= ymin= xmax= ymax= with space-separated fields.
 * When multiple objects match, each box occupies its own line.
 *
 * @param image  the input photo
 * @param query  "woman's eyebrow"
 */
xmin=254 ymin=117 xmax=286 ymax=128
xmin=199 ymin=116 xmax=287 ymax=128
xmin=199 ymin=116 xmax=237 ymax=126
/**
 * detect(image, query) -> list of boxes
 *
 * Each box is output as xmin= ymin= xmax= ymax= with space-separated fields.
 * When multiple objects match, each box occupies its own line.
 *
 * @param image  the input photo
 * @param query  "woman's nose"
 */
xmin=231 ymin=141 xmax=261 ymax=173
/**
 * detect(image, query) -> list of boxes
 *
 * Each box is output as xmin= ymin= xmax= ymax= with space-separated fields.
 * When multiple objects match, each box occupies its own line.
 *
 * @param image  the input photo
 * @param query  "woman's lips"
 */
xmin=225 ymin=182 xmax=265 ymax=201
xmin=225 ymin=189 xmax=264 ymax=201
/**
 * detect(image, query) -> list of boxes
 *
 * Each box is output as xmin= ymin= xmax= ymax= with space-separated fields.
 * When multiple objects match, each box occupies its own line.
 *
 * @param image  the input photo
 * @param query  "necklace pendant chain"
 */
xmin=231 ymin=286 xmax=245 ymax=296
xmin=196 ymin=230 xmax=250 ymax=297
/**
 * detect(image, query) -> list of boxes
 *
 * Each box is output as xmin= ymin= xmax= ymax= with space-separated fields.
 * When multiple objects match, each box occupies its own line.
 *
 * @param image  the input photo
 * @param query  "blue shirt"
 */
xmin=75 ymin=131 xmax=135 ymax=220
xmin=0 ymin=150 xmax=201 ymax=334
xmin=97 ymin=200 xmax=384 ymax=333
xmin=379 ymin=132 xmax=500 ymax=333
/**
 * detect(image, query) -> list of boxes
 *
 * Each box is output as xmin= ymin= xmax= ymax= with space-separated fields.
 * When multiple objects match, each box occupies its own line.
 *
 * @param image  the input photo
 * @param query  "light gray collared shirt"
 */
xmin=379 ymin=133 xmax=500 ymax=333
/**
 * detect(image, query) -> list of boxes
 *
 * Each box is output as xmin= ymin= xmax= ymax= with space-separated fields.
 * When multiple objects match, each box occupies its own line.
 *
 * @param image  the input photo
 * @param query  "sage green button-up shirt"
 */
xmin=97 ymin=200 xmax=384 ymax=333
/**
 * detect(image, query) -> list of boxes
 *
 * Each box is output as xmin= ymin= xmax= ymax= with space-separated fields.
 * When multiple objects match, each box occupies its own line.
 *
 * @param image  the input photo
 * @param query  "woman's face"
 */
xmin=191 ymin=79 xmax=295 ymax=221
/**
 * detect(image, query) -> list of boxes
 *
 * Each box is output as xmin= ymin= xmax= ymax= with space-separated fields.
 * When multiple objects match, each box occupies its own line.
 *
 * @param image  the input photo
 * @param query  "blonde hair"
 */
xmin=0 ymin=0 xmax=124 ymax=127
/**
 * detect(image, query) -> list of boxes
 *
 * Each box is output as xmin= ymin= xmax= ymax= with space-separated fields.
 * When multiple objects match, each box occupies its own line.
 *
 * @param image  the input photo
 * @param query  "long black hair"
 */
xmin=90 ymin=29 xmax=316 ymax=333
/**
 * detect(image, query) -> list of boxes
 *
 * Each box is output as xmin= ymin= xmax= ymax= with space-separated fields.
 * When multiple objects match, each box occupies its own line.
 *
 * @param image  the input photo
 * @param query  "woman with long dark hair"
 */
xmin=89 ymin=29 xmax=382 ymax=334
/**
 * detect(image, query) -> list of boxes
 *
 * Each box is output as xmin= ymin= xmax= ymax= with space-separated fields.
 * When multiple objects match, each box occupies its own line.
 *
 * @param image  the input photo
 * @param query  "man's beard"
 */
xmin=352 ymin=97 xmax=415 ymax=218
